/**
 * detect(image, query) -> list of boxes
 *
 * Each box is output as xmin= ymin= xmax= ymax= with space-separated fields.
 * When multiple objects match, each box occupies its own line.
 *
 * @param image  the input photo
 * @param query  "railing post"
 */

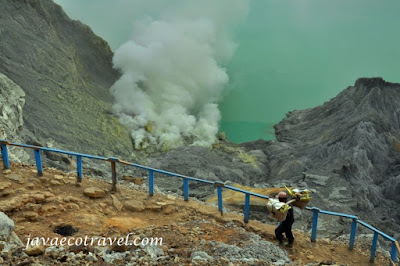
xmin=34 ymin=149 xmax=43 ymax=176
xmin=76 ymin=155 xmax=82 ymax=182
xmin=349 ymin=217 xmax=358 ymax=250
xmin=111 ymin=161 xmax=117 ymax=191
xmin=108 ymin=157 xmax=118 ymax=192
xmin=390 ymin=242 xmax=397 ymax=266
xmin=244 ymin=193 xmax=250 ymax=223
xmin=311 ymin=208 xmax=320 ymax=242
xmin=1 ymin=143 xmax=10 ymax=169
xmin=370 ymin=232 xmax=378 ymax=262
xmin=217 ymin=186 xmax=223 ymax=214
xmin=214 ymin=181 xmax=224 ymax=214
xmin=183 ymin=178 xmax=189 ymax=201
xmin=148 ymin=170 xmax=154 ymax=196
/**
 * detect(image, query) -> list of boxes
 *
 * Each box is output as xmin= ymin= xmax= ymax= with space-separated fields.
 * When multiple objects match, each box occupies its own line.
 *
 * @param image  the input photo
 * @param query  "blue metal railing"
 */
xmin=0 ymin=139 xmax=398 ymax=265
xmin=306 ymin=207 xmax=398 ymax=264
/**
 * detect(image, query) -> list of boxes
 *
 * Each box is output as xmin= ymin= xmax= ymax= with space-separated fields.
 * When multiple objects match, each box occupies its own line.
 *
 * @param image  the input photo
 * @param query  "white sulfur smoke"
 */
xmin=110 ymin=0 xmax=249 ymax=150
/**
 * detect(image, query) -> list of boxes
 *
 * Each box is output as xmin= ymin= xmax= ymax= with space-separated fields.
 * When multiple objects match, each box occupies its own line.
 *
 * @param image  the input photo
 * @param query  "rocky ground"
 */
xmin=0 ymin=162 xmax=394 ymax=265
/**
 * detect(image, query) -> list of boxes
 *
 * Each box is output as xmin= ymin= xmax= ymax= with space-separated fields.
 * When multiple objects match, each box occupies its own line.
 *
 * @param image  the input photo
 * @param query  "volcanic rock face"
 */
xmin=0 ymin=0 xmax=132 ymax=157
xmin=255 ymin=77 xmax=400 ymax=239
xmin=0 ymin=73 xmax=25 ymax=139
xmin=0 ymin=73 xmax=30 ymax=162
xmin=0 ymin=73 xmax=25 ymax=136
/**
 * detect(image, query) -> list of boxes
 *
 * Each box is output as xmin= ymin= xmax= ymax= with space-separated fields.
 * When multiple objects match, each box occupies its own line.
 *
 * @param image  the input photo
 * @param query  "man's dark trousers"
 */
xmin=275 ymin=207 xmax=294 ymax=244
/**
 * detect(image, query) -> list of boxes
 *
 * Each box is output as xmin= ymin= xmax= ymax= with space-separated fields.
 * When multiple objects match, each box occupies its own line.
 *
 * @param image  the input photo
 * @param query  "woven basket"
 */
xmin=292 ymin=200 xmax=309 ymax=209
xmin=273 ymin=211 xmax=288 ymax=222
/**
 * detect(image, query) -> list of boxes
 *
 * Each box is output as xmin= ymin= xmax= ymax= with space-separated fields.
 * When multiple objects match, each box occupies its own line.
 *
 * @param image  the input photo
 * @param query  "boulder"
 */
xmin=8 ymin=232 xmax=24 ymax=251
xmin=143 ymin=245 xmax=164 ymax=259
xmin=191 ymin=251 xmax=213 ymax=261
xmin=0 ymin=182 xmax=12 ymax=191
xmin=49 ymin=180 xmax=62 ymax=186
xmin=145 ymin=204 xmax=162 ymax=212
xmin=5 ymin=174 xmax=20 ymax=182
xmin=25 ymin=243 xmax=45 ymax=256
xmin=0 ymin=194 xmax=31 ymax=212
xmin=124 ymin=200 xmax=144 ymax=212
xmin=63 ymin=196 xmax=81 ymax=203
xmin=163 ymin=205 xmax=176 ymax=215
xmin=22 ymin=211 xmax=39 ymax=221
xmin=111 ymin=195 xmax=123 ymax=211
xmin=0 ymin=212 xmax=14 ymax=240
xmin=24 ymin=203 xmax=41 ymax=212
xmin=167 ymin=195 xmax=177 ymax=201
xmin=84 ymin=187 xmax=106 ymax=198
xmin=0 ymin=212 xmax=24 ymax=253
xmin=30 ymin=193 xmax=46 ymax=203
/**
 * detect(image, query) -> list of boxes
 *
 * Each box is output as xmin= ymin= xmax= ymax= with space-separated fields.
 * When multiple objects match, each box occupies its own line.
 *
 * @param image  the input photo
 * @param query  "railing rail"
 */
xmin=0 ymin=139 xmax=398 ymax=265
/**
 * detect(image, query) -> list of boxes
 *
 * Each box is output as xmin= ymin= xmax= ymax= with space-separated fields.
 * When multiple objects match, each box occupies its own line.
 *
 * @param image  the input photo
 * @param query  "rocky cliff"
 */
xmin=0 ymin=73 xmax=25 ymax=140
xmin=148 ymin=78 xmax=400 ymax=241
xmin=0 ymin=73 xmax=30 ymax=162
xmin=0 ymin=0 xmax=132 ymax=157
xmin=249 ymin=77 xmax=400 ymax=239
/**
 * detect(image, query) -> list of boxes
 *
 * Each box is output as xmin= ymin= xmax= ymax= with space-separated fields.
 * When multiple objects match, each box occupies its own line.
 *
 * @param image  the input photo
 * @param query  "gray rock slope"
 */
xmin=254 ymin=78 xmax=400 ymax=240
xmin=0 ymin=73 xmax=25 ymax=140
xmin=264 ymin=78 xmax=400 ymax=232
xmin=0 ymin=73 xmax=30 ymax=162
xmin=0 ymin=0 xmax=132 ymax=157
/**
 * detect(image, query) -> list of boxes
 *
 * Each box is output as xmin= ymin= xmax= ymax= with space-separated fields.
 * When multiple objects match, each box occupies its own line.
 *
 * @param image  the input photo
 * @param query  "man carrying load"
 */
xmin=274 ymin=192 xmax=295 ymax=248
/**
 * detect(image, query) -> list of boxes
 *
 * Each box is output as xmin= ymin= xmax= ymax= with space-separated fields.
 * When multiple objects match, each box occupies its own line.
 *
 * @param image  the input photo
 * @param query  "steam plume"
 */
xmin=111 ymin=0 xmax=248 ymax=150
